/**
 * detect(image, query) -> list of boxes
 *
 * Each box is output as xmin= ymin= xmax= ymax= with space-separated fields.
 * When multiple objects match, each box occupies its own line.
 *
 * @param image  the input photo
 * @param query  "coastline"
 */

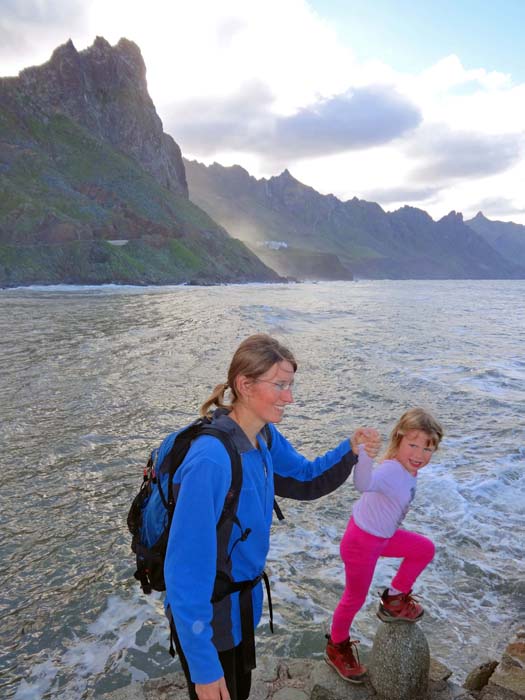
xmin=96 ymin=654 xmax=461 ymax=700
xmin=95 ymin=629 xmax=525 ymax=700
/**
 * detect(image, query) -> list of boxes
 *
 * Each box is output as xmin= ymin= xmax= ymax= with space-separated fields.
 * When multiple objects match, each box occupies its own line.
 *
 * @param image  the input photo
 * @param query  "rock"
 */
xmin=96 ymin=658 xmax=370 ymax=700
xmin=310 ymin=686 xmax=340 ymax=700
xmin=479 ymin=632 xmax=525 ymax=700
xmin=96 ymin=671 xmax=186 ymax=700
xmin=480 ymin=671 xmax=525 ymax=700
xmin=430 ymin=658 xmax=453 ymax=684
xmin=369 ymin=622 xmax=430 ymax=700
xmin=96 ymin=655 xmax=475 ymax=700
xmin=429 ymin=657 xmax=454 ymax=694
xmin=502 ymin=639 xmax=525 ymax=668
xmin=273 ymin=689 xmax=309 ymax=700
xmin=463 ymin=661 xmax=498 ymax=691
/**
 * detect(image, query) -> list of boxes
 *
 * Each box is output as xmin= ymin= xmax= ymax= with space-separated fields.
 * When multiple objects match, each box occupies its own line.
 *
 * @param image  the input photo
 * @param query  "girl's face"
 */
xmin=395 ymin=430 xmax=435 ymax=475
xmin=244 ymin=359 xmax=295 ymax=425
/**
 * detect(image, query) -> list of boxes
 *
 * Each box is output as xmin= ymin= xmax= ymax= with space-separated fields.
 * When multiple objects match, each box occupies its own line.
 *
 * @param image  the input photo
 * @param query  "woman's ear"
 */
xmin=235 ymin=374 xmax=254 ymax=399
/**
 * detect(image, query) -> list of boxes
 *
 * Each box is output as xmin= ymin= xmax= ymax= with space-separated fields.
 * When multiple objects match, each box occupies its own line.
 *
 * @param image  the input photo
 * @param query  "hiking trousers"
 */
xmin=330 ymin=517 xmax=435 ymax=643
xmin=172 ymin=625 xmax=251 ymax=700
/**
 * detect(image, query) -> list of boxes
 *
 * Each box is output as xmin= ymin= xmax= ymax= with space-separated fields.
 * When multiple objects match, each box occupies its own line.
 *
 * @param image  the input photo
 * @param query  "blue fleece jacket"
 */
xmin=164 ymin=410 xmax=356 ymax=684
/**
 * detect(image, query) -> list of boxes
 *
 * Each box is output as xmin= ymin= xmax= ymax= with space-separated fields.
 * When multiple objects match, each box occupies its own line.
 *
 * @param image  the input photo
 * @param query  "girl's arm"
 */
xmin=353 ymin=444 xmax=375 ymax=492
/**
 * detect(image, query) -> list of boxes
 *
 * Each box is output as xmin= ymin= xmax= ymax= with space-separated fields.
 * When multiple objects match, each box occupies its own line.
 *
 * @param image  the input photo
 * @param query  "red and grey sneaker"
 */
xmin=324 ymin=634 xmax=367 ymax=683
xmin=377 ymin=588 xmax=424 ymax=623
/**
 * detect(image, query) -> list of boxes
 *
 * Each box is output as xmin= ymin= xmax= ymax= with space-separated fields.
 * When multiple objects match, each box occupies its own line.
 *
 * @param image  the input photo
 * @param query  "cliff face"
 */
xmin=185 ymin=159 xmax=525 ymax=280
xmin=0 ymin=38 xmax=283 ymax=286
xmin=1 ymin=36 xmax=187 ymax=196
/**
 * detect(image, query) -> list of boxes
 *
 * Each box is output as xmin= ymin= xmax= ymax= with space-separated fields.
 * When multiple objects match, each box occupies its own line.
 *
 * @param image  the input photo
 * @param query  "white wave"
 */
xmin=13 ymin=594 xmax=169 ymax=700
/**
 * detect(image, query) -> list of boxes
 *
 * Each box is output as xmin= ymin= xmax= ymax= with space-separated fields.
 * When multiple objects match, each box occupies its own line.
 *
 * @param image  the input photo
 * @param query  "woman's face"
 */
xmin=244 ymin=359 xmax=295 ymax=425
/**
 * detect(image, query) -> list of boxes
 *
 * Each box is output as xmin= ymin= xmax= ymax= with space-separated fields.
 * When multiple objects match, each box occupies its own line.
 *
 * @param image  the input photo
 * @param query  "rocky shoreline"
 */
xmin=97 ymin=630 xmax=524 ymax=700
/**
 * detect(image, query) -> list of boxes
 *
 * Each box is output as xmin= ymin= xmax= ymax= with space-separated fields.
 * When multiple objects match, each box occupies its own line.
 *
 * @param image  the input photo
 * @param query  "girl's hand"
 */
xmin=351 ymin=428 xmax=381 ymax=459
xmin=196 ymin=677 xmax=230 ymax=700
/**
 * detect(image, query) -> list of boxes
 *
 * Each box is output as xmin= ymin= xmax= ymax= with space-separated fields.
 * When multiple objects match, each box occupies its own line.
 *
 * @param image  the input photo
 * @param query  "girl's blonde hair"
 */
xmin=384 ymin=407 xmax=444 ymax=460
xmin=200 ymin=334 xmax=297 ymax=418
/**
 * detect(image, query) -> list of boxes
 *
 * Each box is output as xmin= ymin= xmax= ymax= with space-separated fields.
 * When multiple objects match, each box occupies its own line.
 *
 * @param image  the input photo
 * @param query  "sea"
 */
xmin=0 ymin=280 xmax=524 ymax=699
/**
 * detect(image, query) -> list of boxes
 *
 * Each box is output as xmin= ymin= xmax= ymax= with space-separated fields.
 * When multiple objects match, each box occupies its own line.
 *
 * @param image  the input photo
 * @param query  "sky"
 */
xmin=1 ymin=0 xmax=524 ymax=224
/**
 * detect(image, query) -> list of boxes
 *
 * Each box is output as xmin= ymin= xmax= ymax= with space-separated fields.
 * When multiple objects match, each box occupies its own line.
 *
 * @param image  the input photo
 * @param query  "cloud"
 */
xmin=1 ymin=0 xmax=81 ymax=25
xmin=0 ymin=0 xmax=88 ymax=74
xmin=363 ymin=185 xmax=442 ymax=205
xmin=271 ymin=86 xmax=422 ymax=158
xmin=165 ymin=80 xmax=275 ymax=154
xmin=166 ymin=83 xmax=422 ymax=162
xmin=470 ymin=196 xmax=525 ymax=218
xmin=408 ymin=126 xmax=523 ymax=180
xmin=215 ymin=16 xmax=247 ymax=47
xmin=418 ymin=54 xmax=511 ymax=94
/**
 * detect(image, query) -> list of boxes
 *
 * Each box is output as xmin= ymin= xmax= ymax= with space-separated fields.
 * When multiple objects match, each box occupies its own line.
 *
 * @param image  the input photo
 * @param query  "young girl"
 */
xmin=325 ymin=407 xmax=444 ymax=683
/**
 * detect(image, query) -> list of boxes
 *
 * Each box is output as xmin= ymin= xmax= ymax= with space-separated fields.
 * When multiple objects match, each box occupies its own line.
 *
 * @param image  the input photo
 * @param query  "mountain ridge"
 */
xmin=184 ymin=159 xmax=525 ymax=280
xmin=1 ymin=36 xmax=524 ymax=285
xmin=465 ymin=211 xmax=525 ymax=265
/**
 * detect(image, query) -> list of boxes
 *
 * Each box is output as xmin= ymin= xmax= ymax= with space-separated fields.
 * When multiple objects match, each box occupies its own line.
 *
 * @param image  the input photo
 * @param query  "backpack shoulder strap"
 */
xmin=199 ymin=426 xmax=242 ymax=529
xmin=157 ymin=420 xmax=210 ymax=510
xmin=160 ymin=420 xmax=243 ymax=529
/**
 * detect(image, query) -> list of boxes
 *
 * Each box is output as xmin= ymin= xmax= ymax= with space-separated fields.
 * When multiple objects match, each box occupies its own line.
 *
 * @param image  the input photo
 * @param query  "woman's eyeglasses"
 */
xmin=255 ymin=379 xmax=294 ymax=392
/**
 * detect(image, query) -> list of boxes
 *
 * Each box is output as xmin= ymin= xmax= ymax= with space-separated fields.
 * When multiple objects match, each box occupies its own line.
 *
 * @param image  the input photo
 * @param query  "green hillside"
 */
xmin=0 ymin=101 xmax=280 ymax=286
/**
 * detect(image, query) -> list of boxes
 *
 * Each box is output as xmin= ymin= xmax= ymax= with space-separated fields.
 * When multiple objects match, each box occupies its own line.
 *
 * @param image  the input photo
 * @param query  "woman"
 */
xmin=164 ymin=334 xmax=380 ymax=700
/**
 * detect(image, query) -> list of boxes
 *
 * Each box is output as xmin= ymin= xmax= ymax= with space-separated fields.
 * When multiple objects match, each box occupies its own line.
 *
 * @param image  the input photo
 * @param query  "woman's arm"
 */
xmin=269 ymin=425 xmax=357 ymax=500
xmin=164 ymin=439 xmax=231 ymax=685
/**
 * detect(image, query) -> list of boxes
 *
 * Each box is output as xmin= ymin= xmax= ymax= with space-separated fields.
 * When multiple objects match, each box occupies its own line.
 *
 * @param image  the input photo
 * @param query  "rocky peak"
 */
xmin=347 ymin=195 xmax=385 ymax=213
xmin=438 ymin=210 xmax=464 ymax=225
xmin=277 ymin=168 xmax=294 ymax=180
xmin=49 ymin=38 xmax=79 ymax=63
xmin=270 ymin=169 xmax=310 ymax=191
xmin=199 ymin=162 xmax=257 ymax=196
xmin=2 ymin=37 xmax=187 ymax=196
xmin=92 ymin=35 xmax=112 ymax=52
xmin=267 ymin=169 xmax=315 ymax=195
xmin=211 ymin=162 xmax=252 ymax=180
xmin=392 ymin=205 xmax=433 ymax=225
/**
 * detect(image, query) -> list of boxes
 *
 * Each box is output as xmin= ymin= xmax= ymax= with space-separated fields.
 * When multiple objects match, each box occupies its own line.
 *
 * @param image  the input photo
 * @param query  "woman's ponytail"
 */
xmin=200 ymin=382 xmax=231 ymax=417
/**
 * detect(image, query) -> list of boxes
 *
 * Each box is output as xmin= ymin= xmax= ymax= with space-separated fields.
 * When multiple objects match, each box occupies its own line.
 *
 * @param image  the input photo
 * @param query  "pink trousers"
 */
xmin=330 ymin=517 xmax=435 ymax=643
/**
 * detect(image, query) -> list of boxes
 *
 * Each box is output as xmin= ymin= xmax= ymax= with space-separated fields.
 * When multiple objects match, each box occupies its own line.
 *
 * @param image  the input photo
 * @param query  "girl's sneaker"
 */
xmin=324 ymin=635 xmax=367 ymax=683
xmin=377 ymin=588 xmax=424 ymax=622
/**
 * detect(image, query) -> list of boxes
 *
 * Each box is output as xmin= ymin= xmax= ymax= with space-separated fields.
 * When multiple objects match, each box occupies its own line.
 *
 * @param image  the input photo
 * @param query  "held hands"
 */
xmin=196 ymin=677 xmax=230 ymax=700
xmin=351 ymin=427 xmax=381 ymax=459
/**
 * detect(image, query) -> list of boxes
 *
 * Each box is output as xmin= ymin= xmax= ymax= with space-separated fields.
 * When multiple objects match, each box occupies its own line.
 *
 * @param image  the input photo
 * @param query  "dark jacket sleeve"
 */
xmin=268 ymin=424 xmax=358 ymax=500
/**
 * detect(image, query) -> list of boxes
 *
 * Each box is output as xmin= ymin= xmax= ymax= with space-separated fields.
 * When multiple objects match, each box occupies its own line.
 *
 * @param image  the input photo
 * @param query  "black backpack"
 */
xmin=126 ymin=416 xmax=281 ymax=670
xmin=127 ymin=417 xmax=283 ymax=594
xmin=128 ymin=418 xmax=235 ymax=592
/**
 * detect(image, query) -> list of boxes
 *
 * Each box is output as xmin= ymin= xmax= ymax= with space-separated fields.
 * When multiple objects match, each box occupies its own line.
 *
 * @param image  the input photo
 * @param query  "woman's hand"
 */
xmin=195 ymin=677 xmax=230 ymax=700
xmin=351 ymin=428 xmax=381 ymax=459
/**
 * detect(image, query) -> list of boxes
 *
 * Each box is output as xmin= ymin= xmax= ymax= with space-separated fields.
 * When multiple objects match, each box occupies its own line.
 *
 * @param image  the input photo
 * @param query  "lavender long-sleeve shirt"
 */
xmin=352 ymin=445 xmax=417 ymax=538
